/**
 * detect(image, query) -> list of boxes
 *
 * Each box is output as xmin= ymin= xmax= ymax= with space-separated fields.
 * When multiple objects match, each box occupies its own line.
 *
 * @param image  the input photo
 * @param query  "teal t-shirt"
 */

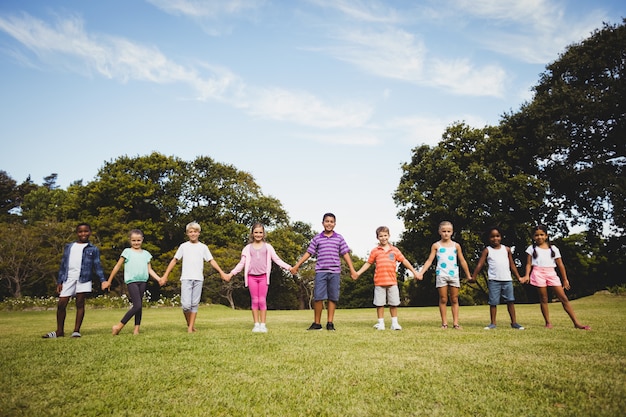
xmin=121 ymin=248 xmax=153 ymax=284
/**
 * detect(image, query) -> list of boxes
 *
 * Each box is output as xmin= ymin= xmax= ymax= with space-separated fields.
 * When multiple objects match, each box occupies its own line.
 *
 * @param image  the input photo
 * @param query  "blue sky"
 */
xmin=0 ymin=0 xmax=624 ymax=257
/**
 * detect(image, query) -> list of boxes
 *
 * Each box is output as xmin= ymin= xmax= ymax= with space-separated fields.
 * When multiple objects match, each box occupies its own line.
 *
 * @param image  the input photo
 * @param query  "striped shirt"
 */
xmin=306 ymin=232 xmax=351 ymax=273
xmin=367 ymin=245 xmax=405 ymax=286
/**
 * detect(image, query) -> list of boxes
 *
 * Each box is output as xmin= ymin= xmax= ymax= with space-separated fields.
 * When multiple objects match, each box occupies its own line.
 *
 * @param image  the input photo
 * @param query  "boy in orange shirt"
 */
xmin=354 ymin=226 xmax=421 ymax=330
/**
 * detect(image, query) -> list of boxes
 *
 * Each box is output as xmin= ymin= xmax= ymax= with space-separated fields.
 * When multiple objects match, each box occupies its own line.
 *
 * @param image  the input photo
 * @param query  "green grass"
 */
xmin=1 ymin=294 xmax=625 ymax=417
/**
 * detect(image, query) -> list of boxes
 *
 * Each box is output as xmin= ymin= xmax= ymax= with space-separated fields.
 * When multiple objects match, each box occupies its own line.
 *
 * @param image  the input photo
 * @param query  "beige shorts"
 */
xmin=373 ymin=285 xmax=400 ymax=307
xmin=59 ymin=279 xmax=92 ymax=297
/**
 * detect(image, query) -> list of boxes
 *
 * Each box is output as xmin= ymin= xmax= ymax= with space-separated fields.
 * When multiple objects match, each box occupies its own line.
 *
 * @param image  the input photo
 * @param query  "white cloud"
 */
xmin=145 ymin=0 xmax=265 ymax=18
xmin=388 ymin=114 xmax=487 ymax=147
xmin=307 ymin=0 xmax=401 ymax=24
xmin=428 ymin=58 xmax=507 ymax=97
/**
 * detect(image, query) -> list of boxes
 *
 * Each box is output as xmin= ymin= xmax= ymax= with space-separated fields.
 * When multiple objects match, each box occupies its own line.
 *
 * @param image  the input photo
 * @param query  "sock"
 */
xmin=391 ymin=317 xmax=399 ymax=325
xmin=378 ymin=318 xmax=384 ymax=325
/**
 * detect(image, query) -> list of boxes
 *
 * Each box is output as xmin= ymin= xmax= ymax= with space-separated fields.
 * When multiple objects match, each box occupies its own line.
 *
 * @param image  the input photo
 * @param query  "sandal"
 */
xmin=453 ymin=324 xmax=461 ymax=330
xmin=71 ymin=331 xmax=81 ymax=338
xmin=441 ymin=324 xmax=448 ymax=329
xmin=42 ymin=331 xmax=61 ymax=339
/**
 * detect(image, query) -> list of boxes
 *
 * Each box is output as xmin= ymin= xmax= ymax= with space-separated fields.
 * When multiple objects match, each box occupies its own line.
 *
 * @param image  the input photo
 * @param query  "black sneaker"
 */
xmin=307 ymin=323 xmax=323 ymax=331
xmin=326 ymin=322 xmax=336 ymax=331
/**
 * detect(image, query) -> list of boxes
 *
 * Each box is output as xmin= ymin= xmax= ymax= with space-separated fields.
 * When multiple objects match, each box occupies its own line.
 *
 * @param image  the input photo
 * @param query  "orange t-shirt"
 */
xmin=367 ymin=245 xmax=405 ymax=286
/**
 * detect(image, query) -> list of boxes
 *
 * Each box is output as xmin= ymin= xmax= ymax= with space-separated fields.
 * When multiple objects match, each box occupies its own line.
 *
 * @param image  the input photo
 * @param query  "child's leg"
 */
xmin=437 ymin=286 xmax=449 ymax=326
xmin=55 ymin=296 xmax=70 ymax=336
xmin=248 ymin=276 xmax=260 ymax=323
xmin=489 ymin=305 xmax=497 ymax=325
xmin=327 ymin=300 xmax=337 ymax=323
xmin=257 ymin=279 xmax=268 ymax=324
xmin=73 ymin=293 xmax=87 ymax=333
xmin=313 ymin=300 xmax=324 ymax=324
xmin=133 ymin=325 xmax=140 ymax=335
xmin=506 ymin=302 xmax=517 ymax=324
xmin=551 ymin=286 xmax=587 ymax=328
xmin=390 ymin=305 xmax=398 ymax=318
xmin=536 ymin=286 xmax=551 ymax=326
xmin=449 ymin=286 xmax=460 ymax=326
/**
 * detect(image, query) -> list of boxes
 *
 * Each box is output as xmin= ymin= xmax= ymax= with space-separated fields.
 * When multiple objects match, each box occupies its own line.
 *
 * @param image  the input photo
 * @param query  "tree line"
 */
xmin=1 ymin=20 xmax=624 ymax=308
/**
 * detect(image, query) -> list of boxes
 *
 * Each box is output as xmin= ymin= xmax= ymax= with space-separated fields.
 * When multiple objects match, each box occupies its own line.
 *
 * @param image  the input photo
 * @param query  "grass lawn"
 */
xmin=1 ymin=293 xmax=625 ymax=417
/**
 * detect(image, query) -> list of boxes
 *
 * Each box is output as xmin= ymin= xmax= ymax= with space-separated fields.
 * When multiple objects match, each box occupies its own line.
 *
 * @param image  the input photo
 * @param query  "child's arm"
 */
xmin=103 ymin=257 xmax=125 ymax=290
xmin=342 ymin=252 xmax=358 ymax=280
xmin=470 ymin=248 xmax=488 ymax=282
xmin=456 ymin=243 xmax=472 ymax=280
xmin=506 ymin=247 xmax=526 ymax=283
xmin=523 ymin=253 xmax=532 ymax=282
xmin=290 ymin=252 xmax=311 ymax=275
xmin=555 ymin=257 xmax=570 ymax=290
xmin=416 ymin=244 xmax=437 ymax=280
xmin=208 ymin=259 xmax=228 ymax=281
xmin=401 ymin=259 xmax=421 ymax=280
xmin=355 ymin=262 xmax=372 ymax=279
xmin=161 ymin=257 xmax=178 ymax=284
xmin=147 ymin=262 xmax=162 ymax=285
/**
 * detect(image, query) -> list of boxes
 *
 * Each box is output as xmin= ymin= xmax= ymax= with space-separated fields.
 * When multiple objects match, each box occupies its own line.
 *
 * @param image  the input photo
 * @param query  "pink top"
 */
xmin=229 ymin=242 xmax=291 ymax=286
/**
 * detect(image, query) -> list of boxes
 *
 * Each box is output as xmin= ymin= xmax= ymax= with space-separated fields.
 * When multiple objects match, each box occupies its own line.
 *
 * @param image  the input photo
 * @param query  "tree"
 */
xmin=503 ymin=20 xmax=626 ymax=235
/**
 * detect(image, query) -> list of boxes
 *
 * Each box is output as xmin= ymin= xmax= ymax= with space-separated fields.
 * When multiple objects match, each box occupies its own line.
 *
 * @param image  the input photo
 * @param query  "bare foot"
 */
xmin=112 ymin=324 xmax=124 ymax=335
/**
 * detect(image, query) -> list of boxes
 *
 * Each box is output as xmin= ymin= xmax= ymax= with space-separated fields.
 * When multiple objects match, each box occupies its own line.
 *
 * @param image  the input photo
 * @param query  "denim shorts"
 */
xmin=313 ymin=271 xmax=340 ymax=302
xmin=487 ymin=280 xmax=515 ymax=306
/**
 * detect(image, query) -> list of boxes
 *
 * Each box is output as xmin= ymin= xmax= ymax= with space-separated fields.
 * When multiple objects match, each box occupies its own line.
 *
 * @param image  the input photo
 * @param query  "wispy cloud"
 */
xmin=0 ymin=12 xmax=372 ymax=131
xmin=452 ymin=0 xmax=610 ymax=63
xmin=145 ymin=0 xmax=265 ymax=18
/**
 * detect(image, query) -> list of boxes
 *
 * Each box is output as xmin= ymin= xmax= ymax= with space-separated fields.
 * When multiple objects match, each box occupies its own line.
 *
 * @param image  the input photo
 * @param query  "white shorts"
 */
xmin=373 ymin=285 xmax=400 ymax=307
xmin=59 ymin=279 xmax=92 ymax=297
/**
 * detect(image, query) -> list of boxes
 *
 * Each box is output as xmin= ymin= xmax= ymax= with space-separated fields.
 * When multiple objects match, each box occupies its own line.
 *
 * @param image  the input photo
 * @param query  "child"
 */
xmin=106 ymin=229 xmax=163 ymax=335
xmin=471 ymin=227 xmax=528 ymax=330
xmin=354 ymin=226 xmax=421 ymax=330
xmin=162 ymin=222 xmax=229 ymax=333
xmin=42 ymin=223 xmax=106 ymax=338
xmin=416 ymin=221 xmax=472 ymax=329
xmin=523 ymin=225 xmax=590 ymax=330
xmin=225 ymin=223 xmax=292 ymax=333
xmin=291 ymin=213 xmax=358 ymax=331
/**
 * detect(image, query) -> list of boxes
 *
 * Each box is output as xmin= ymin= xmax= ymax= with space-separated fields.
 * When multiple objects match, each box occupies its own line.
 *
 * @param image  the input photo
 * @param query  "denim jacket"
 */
xmin=57 ymin=242 xmax=106 ymax=284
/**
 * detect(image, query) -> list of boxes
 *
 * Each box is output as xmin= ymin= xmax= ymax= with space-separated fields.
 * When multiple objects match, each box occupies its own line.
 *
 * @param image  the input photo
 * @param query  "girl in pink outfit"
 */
xmin=523 ymin=225 xmax=590 ymax=330
xmin=226 ymin=223 xmax=292 ymax=332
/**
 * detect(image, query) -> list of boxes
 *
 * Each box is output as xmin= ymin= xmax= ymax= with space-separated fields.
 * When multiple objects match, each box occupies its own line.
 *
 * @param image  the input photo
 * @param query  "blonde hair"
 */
xmin=438 ymin=221 xmax=453 ymax=231
xmin=186 ymin=221 xmax=201 ymax=232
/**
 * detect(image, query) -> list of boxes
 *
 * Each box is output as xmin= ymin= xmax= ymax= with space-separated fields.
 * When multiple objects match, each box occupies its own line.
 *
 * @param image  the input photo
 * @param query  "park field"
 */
xmin=1 ymin=293 xmax=625 ymax=417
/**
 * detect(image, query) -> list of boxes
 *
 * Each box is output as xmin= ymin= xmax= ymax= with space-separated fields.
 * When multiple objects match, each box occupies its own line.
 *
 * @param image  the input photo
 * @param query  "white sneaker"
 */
xmin=252 ymin=323 xmax=261 ymax=333
xmin=373 ymin=322 xmax=385 ymax=330
xmin=259 ymin=324 xmax=268 ymax=333
xmin=391 ymin=323 xmax=402 ymax=331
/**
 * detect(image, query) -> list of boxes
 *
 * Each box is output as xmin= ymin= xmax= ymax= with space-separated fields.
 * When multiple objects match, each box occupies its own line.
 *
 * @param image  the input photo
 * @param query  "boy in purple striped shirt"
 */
xmin=291 ymin=213 xmax=357 ymax=331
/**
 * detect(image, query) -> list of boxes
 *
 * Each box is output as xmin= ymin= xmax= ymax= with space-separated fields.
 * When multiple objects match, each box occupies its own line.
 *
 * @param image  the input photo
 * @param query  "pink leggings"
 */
xmin=248 ymin=274 xmax=268 ymax=310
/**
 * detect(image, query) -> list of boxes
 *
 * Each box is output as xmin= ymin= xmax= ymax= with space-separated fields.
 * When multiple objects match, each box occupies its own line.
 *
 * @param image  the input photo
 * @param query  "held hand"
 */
xmin=351 ymin=271 xmax=359 ymax=280
xmin=415 ymin=272 xmax=423 ymax=281
xmin=520 ymin=275 xmax=529 ymax=284
xmin=563 ymin=278 xmax=571 ymax=290
xmin=290 ymin=266 xmax=299 ymax=275
xmin=101 ymin=281 xmax=110 ymax=291
xmin=56 ymin=284 xmax=63 ymax=294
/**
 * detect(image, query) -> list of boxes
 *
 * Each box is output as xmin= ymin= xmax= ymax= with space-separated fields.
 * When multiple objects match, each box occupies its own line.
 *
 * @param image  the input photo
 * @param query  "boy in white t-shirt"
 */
xmin=162 ymin=222 xmax=229 ymax=332
xmin=42 ymin=223 xmax=106 ymax=338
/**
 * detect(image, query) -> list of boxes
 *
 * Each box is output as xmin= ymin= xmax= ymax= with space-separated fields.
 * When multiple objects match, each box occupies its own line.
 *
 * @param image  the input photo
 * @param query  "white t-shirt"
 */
xmin=525 ymin=245 xmax=562 ymax=267
xmin=486 ymin=246 xmax=512 ymax=281
xmin=174 ymin=241 xmax=213 ymax=281
xmin=67 ymin=242 xmax=88 ymax=281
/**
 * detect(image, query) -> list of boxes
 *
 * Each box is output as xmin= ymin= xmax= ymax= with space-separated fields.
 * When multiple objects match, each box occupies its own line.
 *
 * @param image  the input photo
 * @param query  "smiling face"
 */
xmin=130 ymin=233 xmax=144 ymax=250
xmin=76 ymin=225 xmax=91 ymax=243
xmin=532 ymin=228 xmax=549 ymax=246
xmin=322 ymin=215 xmax=336 ymax=235
xmin=488 ymin=229 xmax=502 ymax=248
xmin=377 ymin=231 xmax=390 ymax=246
xmin=252 ymin=226 xmax=265 ymax=242
xmin=186 ymin=228 xmax=201 ymax=243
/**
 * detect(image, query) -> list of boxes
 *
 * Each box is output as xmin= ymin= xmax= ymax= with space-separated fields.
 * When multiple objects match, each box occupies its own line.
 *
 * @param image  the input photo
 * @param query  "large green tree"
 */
xmin=503 ymin=20 xmax=626 ymax=234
